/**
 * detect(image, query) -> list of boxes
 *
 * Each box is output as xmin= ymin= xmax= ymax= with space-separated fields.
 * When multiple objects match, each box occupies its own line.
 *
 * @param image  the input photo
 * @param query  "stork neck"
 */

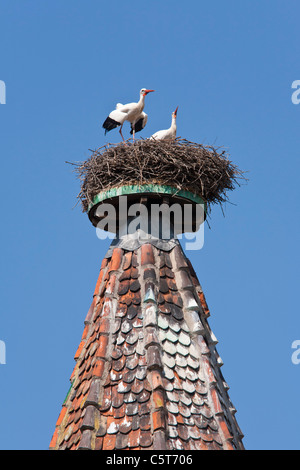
xmin=171 ymin=117 xmax=177 ymax=128
xmin=139 ymin=93 xmax=146 ymax=108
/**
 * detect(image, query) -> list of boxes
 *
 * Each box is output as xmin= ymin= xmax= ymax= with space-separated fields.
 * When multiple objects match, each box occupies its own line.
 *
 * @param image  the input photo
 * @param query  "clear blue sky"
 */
xmin=0 ymin=0 xmax=299 ymax=450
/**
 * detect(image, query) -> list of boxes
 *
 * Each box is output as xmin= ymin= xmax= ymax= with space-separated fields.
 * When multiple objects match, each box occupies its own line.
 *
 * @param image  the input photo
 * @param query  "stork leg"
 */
xmin=119 ymin=124 xmax=126 ymax=144
xmin=132 ymin=129 xmax=135 ymax=142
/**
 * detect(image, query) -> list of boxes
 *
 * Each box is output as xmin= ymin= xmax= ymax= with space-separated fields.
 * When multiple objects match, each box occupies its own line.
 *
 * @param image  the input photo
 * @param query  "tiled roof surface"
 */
xmin=50 ymin=243 xmax=244 ymax=450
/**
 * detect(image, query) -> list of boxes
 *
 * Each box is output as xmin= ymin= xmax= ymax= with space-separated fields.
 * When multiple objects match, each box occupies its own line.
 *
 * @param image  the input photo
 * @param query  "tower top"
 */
xmin=50 ymin=139 xmax=245 ymax=450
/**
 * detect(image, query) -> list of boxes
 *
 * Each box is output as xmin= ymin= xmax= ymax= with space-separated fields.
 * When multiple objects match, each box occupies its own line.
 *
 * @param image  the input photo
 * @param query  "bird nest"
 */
xmin=70 ymin=138 xmax=245 ymax=214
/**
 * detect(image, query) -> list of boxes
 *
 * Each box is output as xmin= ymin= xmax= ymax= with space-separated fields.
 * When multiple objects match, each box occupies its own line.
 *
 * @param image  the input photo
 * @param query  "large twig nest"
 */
xmin=69 ymin=138 xmax=246 ymax=213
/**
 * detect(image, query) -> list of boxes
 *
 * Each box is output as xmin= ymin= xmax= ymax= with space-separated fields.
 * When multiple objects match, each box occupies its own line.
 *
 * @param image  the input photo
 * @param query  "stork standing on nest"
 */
xmin=102 ymin=88 xmax=155 ymax=142
xmin=151 ymin=106 xmax=178 ymax=141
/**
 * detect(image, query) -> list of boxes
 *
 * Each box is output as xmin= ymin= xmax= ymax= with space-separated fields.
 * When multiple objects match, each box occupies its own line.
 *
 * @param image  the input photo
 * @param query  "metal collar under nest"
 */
xmin=70 ymin=138 xmax=245 ymax=213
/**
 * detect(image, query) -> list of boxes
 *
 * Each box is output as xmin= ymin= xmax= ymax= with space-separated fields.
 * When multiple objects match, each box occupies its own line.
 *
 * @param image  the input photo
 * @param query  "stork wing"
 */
xmin=130 ymin=112 xmax=148 ymax=134
xmin=116 ymin=102 xmax=137 ymax=114
xmin=151 ymin=129 xmax=169 ymax=140
xmin=108 ymin=108 xmax=128 ymax=124
xmin=102 ymin=108 xmax=128 ymax=134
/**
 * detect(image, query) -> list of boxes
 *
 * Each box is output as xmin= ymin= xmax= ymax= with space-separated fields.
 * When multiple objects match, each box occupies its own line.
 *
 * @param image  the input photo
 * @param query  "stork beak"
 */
xmin=144 ymin=89 xmax=155 ymax=95
xmin=174 ymin=106 xmax=179 ymax=116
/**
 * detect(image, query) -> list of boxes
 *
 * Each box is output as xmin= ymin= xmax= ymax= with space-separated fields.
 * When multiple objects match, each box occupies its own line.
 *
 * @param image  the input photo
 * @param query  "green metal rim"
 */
xmin=87 ymin=184 xmax=206 ymax=212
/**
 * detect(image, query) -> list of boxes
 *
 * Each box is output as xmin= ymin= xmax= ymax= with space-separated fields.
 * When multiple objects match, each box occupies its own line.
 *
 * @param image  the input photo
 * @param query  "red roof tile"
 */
xmin=50 ymin=242 xmax=244 ymax=450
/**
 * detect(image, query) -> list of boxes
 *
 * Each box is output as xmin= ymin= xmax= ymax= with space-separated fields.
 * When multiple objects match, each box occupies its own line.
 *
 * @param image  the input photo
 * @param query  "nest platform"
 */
xmin=71 ymin=138 xmax=244 ymax=217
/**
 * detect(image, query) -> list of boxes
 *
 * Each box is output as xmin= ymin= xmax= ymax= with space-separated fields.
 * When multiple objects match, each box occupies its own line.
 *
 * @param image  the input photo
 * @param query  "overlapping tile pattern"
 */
xmin=50 ymin=243 xmax=244 ymax=450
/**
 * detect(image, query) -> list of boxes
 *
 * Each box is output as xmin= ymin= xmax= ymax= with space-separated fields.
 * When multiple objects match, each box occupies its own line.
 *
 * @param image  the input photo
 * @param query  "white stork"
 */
xmin=102 ymin=88 xmax=155 ymax=142
xmin=151 ymin=106 xmax=178 ymax=141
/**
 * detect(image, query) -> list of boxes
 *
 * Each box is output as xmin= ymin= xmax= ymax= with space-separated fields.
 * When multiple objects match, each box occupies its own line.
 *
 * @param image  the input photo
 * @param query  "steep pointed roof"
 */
xmin=49 ymin=241 xmax=244 ymax=450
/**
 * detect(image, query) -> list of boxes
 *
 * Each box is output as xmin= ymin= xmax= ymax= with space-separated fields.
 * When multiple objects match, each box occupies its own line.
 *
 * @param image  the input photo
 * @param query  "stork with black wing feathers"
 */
xmin=102 ymin=88 xmax=155 ymax=142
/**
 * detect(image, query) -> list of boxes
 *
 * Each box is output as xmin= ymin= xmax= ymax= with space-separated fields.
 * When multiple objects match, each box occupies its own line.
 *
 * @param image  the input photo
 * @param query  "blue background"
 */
xmin=0 ymin=0 xmax=299 ymax=450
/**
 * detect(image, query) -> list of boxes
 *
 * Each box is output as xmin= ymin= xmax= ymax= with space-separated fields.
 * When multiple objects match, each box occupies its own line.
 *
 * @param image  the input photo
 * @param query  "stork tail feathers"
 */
xmin=130 ymin=117 xmax=144 ymax=135
xmin=102 ymin=116 xmax=121 ymax=134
